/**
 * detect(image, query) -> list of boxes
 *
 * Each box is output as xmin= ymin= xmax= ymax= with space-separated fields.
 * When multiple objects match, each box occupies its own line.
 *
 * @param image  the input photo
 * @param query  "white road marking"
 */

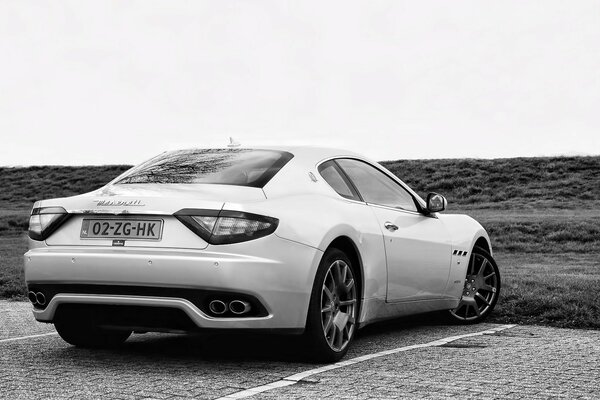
xmin=215 ymin=324 xmax=517 ymax=400
xmin=0 ymin=332 xmax=58 ymax=344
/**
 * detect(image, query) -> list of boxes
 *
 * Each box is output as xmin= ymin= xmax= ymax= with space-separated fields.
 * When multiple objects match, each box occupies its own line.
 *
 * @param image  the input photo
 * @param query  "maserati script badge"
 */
xmin=94 ymin=200 xmax=145 ymax=207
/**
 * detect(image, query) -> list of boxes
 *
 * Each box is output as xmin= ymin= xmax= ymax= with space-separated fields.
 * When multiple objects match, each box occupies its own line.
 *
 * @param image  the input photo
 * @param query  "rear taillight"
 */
xmin=174 ymin=209 xmax=278 ymax=245
xmin=28 ymin=207 xmax=70 ymax=241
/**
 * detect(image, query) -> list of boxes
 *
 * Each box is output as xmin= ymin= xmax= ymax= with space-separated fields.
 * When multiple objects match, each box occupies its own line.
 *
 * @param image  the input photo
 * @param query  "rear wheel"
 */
xmin=304 ymin=248 xmax=358 ymax=363
xmin=54 ymin=315 xmax=131 ymax=348
xmin=448 ymin=247 xmax=500 ymax=323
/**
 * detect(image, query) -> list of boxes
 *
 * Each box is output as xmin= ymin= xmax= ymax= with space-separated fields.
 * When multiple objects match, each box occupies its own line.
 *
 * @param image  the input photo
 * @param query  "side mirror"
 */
xmin=426 ymin=193 xmax=447 ymax=213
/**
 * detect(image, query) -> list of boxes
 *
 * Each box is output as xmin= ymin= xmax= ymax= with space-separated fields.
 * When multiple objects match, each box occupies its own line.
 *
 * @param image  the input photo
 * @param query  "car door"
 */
xmin=335 ymin=158 xmax=453 ymax=302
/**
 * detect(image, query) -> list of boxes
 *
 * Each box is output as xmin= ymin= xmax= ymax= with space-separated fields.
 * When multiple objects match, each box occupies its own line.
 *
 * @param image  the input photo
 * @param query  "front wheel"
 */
xmin=304 ymin=248 xmax=359 ymax=363
xmin=448 ymin=247 xmax=501 ymax=323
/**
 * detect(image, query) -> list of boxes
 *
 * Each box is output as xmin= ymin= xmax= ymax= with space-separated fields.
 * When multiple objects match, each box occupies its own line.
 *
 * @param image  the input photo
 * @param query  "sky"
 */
xmin=1 ymin=1 xmax=599 ymax=166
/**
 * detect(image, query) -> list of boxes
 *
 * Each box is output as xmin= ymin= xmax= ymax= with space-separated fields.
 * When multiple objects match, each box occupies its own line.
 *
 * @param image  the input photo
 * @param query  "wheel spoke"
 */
xmin=480 ymin=283 xmax=496 ymax=293
xmin=344 ymin=278 xmax=355 ymax=293
xmin=475 ymin=292 xmax=491 ymax=306
xmin=327 ymin=325 xmax=336 ymax=346
xmin=339 ymin=299 xmax=356 ymax=307
xmin=476 ymin=259 xmax=488 ymax=279
xmin=324 ymin=311 xmax=333 ymax=327
xmin=335 ymin=324 xmax=344 ymax=348
xmin=321 ymin=303 xmax=334 ymax=313
xmin=452 ymin=303 xmax=464 ymax=319
xmin=332 ymin=261 xmax=343 ymax=288
xmin=323 ymin=285 xmax=334 ymax=303
xmin=484 ymin=272 xmax=496 ymax=280
xmin=468 ymin=255 xmax=475 ymax=275
xmin=325 ymin=269 xmax=335 ymax=291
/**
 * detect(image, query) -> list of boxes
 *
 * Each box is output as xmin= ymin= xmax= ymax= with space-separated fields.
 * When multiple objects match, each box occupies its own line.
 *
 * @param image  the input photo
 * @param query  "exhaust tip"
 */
xmin=229 ymin=300 xmax=251 ymax=315
xmin=208 ymin=300 xmax=227 ymax=315
xmin=35 ymin=292 xmax=46 ymax=306
xmin=28 ymin=291 xmax=38 ymax=305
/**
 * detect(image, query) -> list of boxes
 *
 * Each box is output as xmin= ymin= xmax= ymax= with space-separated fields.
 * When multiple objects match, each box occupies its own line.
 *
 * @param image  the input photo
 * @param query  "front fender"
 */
xmin=438 ymin=214 xmax=492 ymax=256
xmin=438 ymin=213 xmax=493 ymax=299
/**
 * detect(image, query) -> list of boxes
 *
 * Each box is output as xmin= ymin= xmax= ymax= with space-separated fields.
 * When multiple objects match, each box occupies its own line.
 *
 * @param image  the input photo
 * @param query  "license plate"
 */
xmin=80 ymin=218 xmax=163 ymax=240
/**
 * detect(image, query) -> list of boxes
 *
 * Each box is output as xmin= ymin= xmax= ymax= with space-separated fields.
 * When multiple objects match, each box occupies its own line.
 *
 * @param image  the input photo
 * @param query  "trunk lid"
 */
xmin=44 ymin=184 xmax=265 ymax=249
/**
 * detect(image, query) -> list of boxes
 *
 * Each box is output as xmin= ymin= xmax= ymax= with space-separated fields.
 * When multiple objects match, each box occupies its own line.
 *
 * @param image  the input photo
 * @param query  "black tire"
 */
xmin=448 ymin=246 xmax=501 ymax=323
xmin=304 ymin=248 xmax=359 ymax=363
xmin=54 ymin=316 xmax=131 ymax=348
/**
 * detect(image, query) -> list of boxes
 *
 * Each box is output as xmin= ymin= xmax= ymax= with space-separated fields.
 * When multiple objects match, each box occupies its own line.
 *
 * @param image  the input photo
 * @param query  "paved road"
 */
xmin=1 ymin=300 xmax=598 ymax=399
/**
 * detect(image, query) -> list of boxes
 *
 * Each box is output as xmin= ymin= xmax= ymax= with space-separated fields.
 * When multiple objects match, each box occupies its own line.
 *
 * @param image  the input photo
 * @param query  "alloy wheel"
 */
xmin=450 ymin=252 xmax=499 ymax=321
xmin=320 ymin=259 xmax=357 ymax=352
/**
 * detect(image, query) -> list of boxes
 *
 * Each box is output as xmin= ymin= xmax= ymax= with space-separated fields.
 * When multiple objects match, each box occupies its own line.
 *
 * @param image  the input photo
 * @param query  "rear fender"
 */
xmin=224 ymin=196 xmax=388 ymax=317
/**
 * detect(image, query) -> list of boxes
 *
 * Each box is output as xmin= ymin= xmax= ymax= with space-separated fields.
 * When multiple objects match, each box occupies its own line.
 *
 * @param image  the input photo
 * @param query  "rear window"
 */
xmin=114 ymin=149 xmax=293 ymax=188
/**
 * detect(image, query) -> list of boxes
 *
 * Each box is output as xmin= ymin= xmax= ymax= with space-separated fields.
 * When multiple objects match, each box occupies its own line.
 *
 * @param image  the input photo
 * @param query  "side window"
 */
xmin=336 ymin=159 xmax=418 ymax=212
xmin=318 ymin=161 xmax=361 ymax=201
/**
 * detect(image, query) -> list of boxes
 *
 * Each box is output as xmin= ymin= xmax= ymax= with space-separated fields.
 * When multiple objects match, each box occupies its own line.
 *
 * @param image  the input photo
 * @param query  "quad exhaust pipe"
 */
xmin=28 ymin=291 xmax=46 ymax=306
xmin=28 ymin=291 xmax=37 ymax=304
xmin=208 ymin=300 xmax=227 ymax=315
xmin=36 ymin=292 xmax=46 ymax=306
xmin=229 ymin=300 xmax=251 ymax=315
xmin=208 ymin=299 xmax=252 ymax=316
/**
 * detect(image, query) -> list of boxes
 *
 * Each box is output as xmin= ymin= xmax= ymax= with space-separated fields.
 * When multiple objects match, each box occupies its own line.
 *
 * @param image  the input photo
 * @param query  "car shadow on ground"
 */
xmin=50 ymin=311 xmax=455 ymax=365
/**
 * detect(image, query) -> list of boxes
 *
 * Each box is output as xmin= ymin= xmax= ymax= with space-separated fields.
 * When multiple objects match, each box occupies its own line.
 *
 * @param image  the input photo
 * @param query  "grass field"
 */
xmin=489 ymin=252 xmax=600 ymax=329
xmin=1 ymin=156 xmax=599 ymax=329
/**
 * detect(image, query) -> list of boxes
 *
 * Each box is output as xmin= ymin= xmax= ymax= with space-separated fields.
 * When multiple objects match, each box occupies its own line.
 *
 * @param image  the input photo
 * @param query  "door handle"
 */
xmin=384 ymin=222 xmax=398 ymax=232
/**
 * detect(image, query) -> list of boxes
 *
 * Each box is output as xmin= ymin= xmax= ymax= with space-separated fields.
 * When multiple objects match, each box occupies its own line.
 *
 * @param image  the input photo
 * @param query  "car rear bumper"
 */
xmin=24 ymin=235 xmax=323 ymax=331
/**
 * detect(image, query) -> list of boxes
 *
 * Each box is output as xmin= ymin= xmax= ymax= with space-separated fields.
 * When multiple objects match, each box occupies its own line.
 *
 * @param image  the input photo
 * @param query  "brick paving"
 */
xmin=0 ymin=300 xmax=55 ymax=339
xmin=1 ymin=300 xmax=599 ymax=399
xmin=258 ymin=326 xmax=600 ymax=399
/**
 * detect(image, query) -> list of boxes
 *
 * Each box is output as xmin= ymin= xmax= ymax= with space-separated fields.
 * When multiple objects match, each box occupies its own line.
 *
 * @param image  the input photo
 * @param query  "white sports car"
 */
xmin=24 ymin=146 xmax=500 ymax=361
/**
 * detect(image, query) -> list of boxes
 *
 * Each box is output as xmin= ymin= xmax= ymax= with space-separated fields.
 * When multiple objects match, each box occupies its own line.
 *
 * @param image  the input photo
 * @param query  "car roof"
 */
xmin=180 ymin=145 xmax=366 ymax=166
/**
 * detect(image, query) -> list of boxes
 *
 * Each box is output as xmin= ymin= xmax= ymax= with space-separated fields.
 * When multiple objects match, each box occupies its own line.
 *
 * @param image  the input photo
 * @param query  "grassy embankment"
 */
xmin=1 ymin=157 xmax=599 ymax=329
xmin=0 ymin=166 xmax=130 ymax=297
